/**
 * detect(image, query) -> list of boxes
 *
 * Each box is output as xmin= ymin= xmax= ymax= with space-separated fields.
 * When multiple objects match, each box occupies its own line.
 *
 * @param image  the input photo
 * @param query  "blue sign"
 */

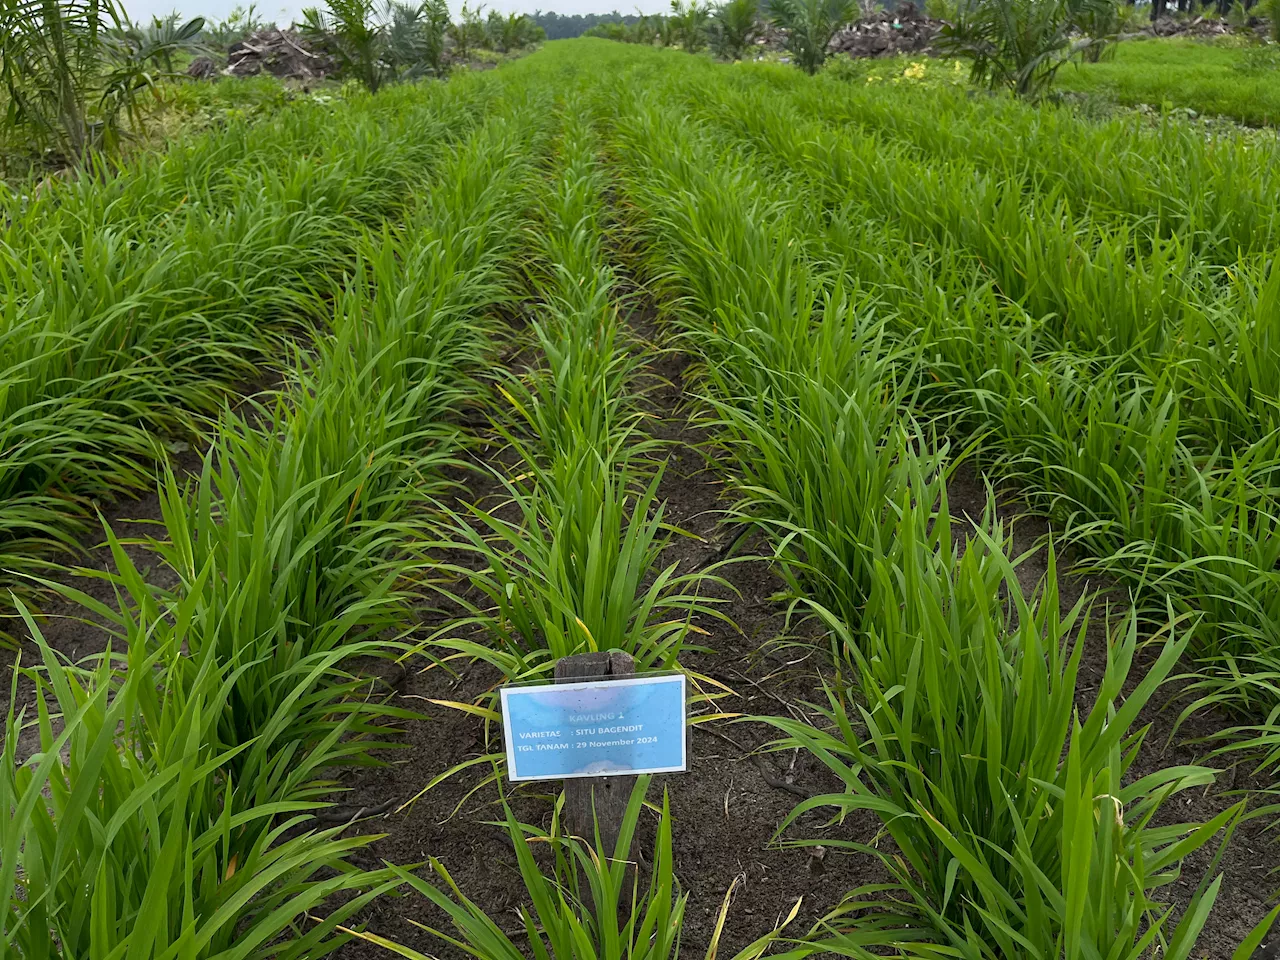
xmin=500 ymin=674 xmax=687 ymax=782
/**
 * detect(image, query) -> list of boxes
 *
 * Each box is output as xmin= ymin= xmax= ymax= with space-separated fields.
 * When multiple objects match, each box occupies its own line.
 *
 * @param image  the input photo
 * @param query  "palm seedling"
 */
xmin=386 ymin=0 xmax=451 ymax=77
xmin=0 ymin=0 xmax=204 ymax=161
xmin=767 ymin=0 xmax=856 ymax=73
xmin=669 ymin=0 xmax=712 ymax=51
xmin=448 ymin=2 xmax=486 ymax=60
xmin=711 ymin=0 xmax=761 ymax=58
xmin=300 ymin=0 xmax=389 ymax=92
xmin=936 ymin=0 xmax=1116 ymax=97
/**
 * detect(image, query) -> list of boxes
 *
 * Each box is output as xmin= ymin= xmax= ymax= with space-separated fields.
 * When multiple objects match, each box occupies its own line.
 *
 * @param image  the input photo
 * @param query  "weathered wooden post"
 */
xmin=554 ymin=650 xmax=636 ymax=857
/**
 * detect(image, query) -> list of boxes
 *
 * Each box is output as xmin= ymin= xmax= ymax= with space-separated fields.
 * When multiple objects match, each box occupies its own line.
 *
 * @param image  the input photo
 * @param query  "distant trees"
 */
xmin=532 ymin=9 xmax=648 ymax=37
xmin=576 ymin=0 xmax=766 ymax=52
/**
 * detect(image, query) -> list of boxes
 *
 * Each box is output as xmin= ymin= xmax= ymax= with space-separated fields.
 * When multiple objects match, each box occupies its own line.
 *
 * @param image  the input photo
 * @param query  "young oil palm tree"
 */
xmin=767 ymin=0 xmax=855 ymax=73
xmin=0 ymin=0 xmax=203 ymax=161
xmin=711 ymin=0 xmax=761 ymax=58
xmin=937 ymin=0 xmax=1112 ymax=97
xmin=669 ymin=0 xmax=711 ymax=50
xmin=299 ymin=0 xmax=386 ymax=91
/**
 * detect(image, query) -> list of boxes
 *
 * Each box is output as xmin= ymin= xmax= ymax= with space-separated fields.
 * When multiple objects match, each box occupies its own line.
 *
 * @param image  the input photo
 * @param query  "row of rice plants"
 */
xmin=709 ymin=73 xmax=1280 ymax=718
xmin=386 ymin=85 xmax=779 ymax=959
xmin=675 ymin=71 xmax=1279 ymax=453
xmin=431 ymin=95 xmax=719 ymax=686
xmin=605 ymin=47 xmax=1280 ymax=747
xmin=585 ymin=43 xmax=1257 ymax=956
xmin=722 ymin=56 xmax=1280 ymax=262
xmin=664 ymin=65 xmax=1276 ymax=435
xmin=1 ymin=90 xmax=553 ymax=959
xmin=0 ymin=73 xmax=505 ymax=613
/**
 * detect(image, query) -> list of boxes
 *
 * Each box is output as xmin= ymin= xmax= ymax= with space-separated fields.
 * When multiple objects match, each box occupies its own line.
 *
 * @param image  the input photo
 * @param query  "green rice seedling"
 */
xmin=672 ymin=72 xmax=1220 ymax=371
xmin=1180 ymin=256 xmax=1280 ymax=451
xmin=727 ymin=55 xmax=1280 ymax=260
xmin=608 ymin=97 xmax=950 ymax=634
xmin=437 ymin=459 xmax=722 ymax=682
xmin=0 ymin=599 xmax=400 ymax=960
xmin=496 ymin=299 xmax=658 ymax=476
xmin=607 ymin=53 xmax=1280 ymax=730
xmin=428 ymin=101 xmax=713 ymax=684
xmin=1088 ymin=439 xmax=1280 ymax=670
xmin=702 ymin=313 xmax=946 ymax=632
xmin=763 ymin=499 xmax=1241 ymax=957
xmin=374 ymin=777 xmax=810 ymax=960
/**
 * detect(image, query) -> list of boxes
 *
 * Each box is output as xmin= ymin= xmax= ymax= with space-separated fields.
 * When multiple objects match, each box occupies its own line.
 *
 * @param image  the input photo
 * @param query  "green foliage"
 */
xmin=301 ymin=0 xmax=473 ymax=88
xmin=938 ymin=0 xmax=1115 ymax=96
xmin=483 ymin=9 xmax=540 ymax=50
xmin=592 ymin=39 xmax=1276 ymax=952
xmin=431 ymin=109 xmax=720 ymax=684
xmin=711 ymin=0 xmax=761 ymax=58
xmin=669 ymin=0 xmax=712 ymax=50
xmin=300 ymin=0 xmax=386 ymax=91
xmin=1074 ymin=0 xmax=1123 ymax=61
xmin=1228 ymin=0 xmax=1249 ymax=28
xmin=1053 ymin=36 xmax=1280 ymax=126
xmin=0 ymin=0 xmax=205 ymax=162
xmin=449 ymin=1 xmax=486 ymax=58
xmin=114 ymin=12 xmax=207 ymax=75
xmin=386 ymin=0 xmax=451 ymax=77
xmin=1 ymin=606 xmax=399 ymax=960
xmin=1235 ymin=41 xmax=1280 ymax=70
xmin=1265 ymin=0 xmax=1280 ymax=40
xmin=767 ymin=516 xmax=1241 ymax=955
xmin=0 ymin=72 xmax=495 ymax=612
xmin=585 ymin=13 xmax=667 ymax=42
xmin=1 ymin=61 xmax=549 ymax=960
xmin=768 ymin=0 xmax=856 ymax=73
xmin=202 ymin=3 xmax=266 ymax=48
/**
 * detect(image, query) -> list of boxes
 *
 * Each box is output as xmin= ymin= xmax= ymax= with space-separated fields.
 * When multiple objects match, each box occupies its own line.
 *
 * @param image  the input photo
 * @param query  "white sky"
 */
xmin=121 ymin=0 xmax=669 ymax=29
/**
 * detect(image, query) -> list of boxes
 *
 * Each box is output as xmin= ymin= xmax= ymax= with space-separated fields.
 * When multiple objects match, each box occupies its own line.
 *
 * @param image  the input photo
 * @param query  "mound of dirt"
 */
xmin=225 ymin=29 xmax=334 ymax=80
xmin=827 ymin=5 xmax=944 ymax=58
xmin=1149 ymin=14 xmax=1232 ymax=35
xmin=187 ymin=55 xmax=219 ymax=79
xmin=1143 ymin=13 xmax=1275 ymax=37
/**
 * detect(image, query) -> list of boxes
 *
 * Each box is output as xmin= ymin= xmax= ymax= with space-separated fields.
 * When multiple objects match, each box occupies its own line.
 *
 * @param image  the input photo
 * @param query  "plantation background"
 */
xmin=5 ymin=2 xmax=1280 ymax=957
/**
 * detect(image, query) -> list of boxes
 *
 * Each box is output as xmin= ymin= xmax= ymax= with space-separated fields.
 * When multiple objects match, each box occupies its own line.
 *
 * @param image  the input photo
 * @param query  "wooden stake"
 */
xmin=554 ymin=650 xmax=636 ymax=858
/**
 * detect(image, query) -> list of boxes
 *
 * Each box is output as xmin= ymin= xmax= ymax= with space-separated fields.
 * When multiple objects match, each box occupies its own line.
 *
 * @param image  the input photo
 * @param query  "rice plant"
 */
xmin=1 ymin=599 xmax=400 ymax=959
xmin=763 ymin=503 xmax=1241 ymax=956
xmin=375 ymin=777 xmax=809 ymax=960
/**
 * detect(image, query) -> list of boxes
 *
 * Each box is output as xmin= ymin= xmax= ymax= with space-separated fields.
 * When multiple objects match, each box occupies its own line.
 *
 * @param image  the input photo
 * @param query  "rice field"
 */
xmin=3 ymin=36 xmax=1280 ymax=960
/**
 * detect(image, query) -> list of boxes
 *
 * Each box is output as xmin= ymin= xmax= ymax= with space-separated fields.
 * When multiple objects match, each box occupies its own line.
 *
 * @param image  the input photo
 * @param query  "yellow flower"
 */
xmin=903 ymin=62 xmax=926 ymax=80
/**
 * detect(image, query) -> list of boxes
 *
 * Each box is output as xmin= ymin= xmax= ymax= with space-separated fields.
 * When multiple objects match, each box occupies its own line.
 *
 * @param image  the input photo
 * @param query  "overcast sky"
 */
xmin=120 ymin=0 xmax=669 ymax=30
